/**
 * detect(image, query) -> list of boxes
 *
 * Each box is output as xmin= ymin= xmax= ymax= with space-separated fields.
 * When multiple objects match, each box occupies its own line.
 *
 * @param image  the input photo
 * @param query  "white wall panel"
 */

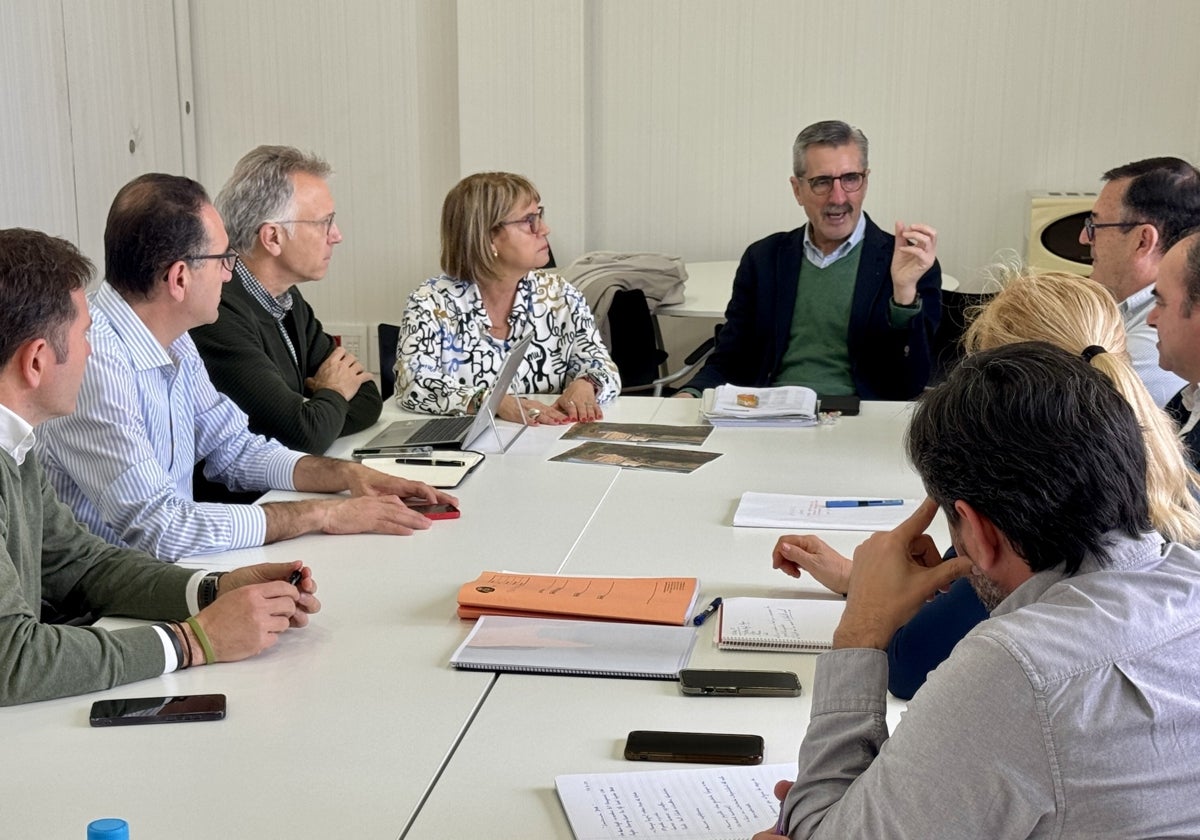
xmin=0 ymin=3 xmax=77 ymax=243
xmin=178 ymin=0 xmax=1200 ymax=324
xmin=189 ymin=0 xmax=459 ymax=328
xmin=456 ymin=0 xmax=587 ymax=265
xmin=585 ymin=0 xmax=1200 ymax=288
xmin=61 ymin=0 xmax=192 ymax=274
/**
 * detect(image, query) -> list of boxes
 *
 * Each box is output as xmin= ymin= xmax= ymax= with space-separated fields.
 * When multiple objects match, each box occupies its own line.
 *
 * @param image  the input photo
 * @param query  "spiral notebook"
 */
xmin=716 ymin=597 xmax=845 ymax=653
xmin=450 ymin=615 xmax=698 ymax=679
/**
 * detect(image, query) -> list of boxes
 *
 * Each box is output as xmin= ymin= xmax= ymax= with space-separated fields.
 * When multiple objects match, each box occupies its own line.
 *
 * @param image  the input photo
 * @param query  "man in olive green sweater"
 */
xmin=0 ymin=227 xmax=321 ymax=706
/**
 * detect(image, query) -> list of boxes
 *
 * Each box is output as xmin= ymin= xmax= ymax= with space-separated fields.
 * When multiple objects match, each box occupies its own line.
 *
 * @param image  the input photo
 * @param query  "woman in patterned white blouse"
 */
xmin=395 ymin=172 xmax=620 ymax=424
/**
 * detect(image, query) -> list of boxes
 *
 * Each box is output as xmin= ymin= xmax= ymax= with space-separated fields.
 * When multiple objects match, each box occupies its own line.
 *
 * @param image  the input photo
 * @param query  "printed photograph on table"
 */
xmin=550 ymin=441 xmax=722 ymax=474
xmin=559 ymin=422 xmax=714 ymax=446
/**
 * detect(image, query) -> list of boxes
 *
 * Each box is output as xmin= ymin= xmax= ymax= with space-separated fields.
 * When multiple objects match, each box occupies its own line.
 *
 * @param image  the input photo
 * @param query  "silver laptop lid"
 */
xmin=461 ymin=332 xmax=535 ymax=448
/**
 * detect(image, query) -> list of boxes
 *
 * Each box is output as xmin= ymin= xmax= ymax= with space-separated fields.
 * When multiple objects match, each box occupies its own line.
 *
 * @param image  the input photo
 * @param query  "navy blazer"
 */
xmin=683 ymin=215 xmax=942 ymax=399
xmin=1165 ymin=388 xmax=1200 ymax=468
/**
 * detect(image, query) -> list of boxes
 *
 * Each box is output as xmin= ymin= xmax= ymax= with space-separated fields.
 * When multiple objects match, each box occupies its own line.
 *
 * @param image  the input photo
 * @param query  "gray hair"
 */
xmin=217 ymin=145 xmax=332 ymax=253
xmin=792 ymin=120 xmax=869 ymax=178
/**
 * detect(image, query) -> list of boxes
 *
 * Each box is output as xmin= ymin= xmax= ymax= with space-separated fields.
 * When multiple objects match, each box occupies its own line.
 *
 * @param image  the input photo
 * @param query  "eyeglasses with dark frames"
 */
xmin=269 ymin=212 xmax=338 ymax=237
xmin=1082 ymin=216 xmax=1148 ymax=243
xmin=182 ymin=251 xmax=239 ymax=272
xmin=496 ymin=206 xmax=545 ymax=236
xmin=803 ymin=172 xmax=867 ymax=196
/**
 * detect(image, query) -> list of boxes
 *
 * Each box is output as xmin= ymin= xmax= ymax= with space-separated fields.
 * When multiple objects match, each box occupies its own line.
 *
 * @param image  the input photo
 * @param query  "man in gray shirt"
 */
xmin=760 ymin=342 xmax=1200 ymax=839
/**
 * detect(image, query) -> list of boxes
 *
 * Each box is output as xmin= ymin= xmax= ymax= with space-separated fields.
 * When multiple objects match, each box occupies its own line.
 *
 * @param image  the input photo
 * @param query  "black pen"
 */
xmin=692 ymin=597 xmax=723 ymax=626
xmin=287 ymin=569 xmax=303 ymax=587
xmin=394 ymin=457 xmax=466 ymax=467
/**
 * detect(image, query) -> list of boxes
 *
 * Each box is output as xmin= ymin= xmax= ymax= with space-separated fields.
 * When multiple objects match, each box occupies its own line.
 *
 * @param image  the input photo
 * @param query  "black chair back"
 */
xmin=607 ymin=289 xmax=668 ymax=392
xmin=378 ymin=322 xmax=401 ymax=400
xmin=930 ymin=290 xmax=996 ymax=385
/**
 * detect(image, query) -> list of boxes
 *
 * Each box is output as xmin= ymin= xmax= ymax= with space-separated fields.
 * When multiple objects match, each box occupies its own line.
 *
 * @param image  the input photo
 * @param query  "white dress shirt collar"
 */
xmin=802 ymin=212 xmax=867 ymax=269
xmin=0 ymin=401 xmax=36 ymax=465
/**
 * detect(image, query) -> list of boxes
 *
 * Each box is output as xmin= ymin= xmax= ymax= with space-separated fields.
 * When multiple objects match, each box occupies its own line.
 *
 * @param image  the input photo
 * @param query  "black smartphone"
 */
xmin=678 ymin=668 xmax=802 ymax=697
xmin=407 ymin=501 xmax=460 ymax=520
xmin=624 ymin=730 xmax=764 ymax=765
xmin=817 ymin=394 xmax=861 ymax=415
xmin=89 ymin=694 xmax=227 ymax=727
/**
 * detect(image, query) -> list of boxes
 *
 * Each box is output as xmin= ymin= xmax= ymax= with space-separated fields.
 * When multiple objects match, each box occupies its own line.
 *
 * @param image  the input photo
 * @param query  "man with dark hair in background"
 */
xmin=757 ymin=342 xmax=1200 ymax=838
xmin=191 ymin=145 xmax=380 ymax=456
xmin=1080 ymin=156 xmax=1200 ymax=406
xmin=35 ymin=173 xmax=454 ymax=562
xmin=0 ymin=227 xmax=320 ymax=706
xmin=677 ymin=119 xmax=942 ymax=400
xmin=1149 ymin=229 xmax=1200 ymax=465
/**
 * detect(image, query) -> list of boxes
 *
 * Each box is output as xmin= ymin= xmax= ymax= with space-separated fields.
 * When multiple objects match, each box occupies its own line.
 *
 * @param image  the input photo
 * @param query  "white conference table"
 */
xmin=2 ymin=397 xmax=934 ymax=839
xmin=405 ymin=399 xmax=930 ymax=838
xmin=660 ymin=260 xmax=960 ymax=319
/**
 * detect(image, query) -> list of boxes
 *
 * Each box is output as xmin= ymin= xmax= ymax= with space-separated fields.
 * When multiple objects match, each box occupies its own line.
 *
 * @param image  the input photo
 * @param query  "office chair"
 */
xmin=378 ymin=322 xmax=401 ymax=400
xmin=607 ymin=288 xmax=716 ymax=396
xmin=930 ymin=289 xmax=995 ymax=385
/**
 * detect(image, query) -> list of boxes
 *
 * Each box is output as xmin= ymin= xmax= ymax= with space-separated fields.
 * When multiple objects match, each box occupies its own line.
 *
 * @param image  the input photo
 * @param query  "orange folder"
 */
xmin=456 ymin=571 xmax=701 ymax=626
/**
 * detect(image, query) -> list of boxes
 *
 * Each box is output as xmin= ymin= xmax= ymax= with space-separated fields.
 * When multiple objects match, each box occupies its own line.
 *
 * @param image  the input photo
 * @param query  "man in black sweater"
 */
xmin=192 ymin=146 xmax=381 ymax=455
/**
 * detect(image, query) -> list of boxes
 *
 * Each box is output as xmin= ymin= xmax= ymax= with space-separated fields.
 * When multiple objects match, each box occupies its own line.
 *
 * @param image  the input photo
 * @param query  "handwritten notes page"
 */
xmin=457 ymin=571 xmax=702 ymax=625
xmin=716 ymin=597 xmax=845 ymax=652
xmin=555 ymin=763 xmax=792 ymax=839
xmin=733 ymin=492 xmax=919 ymax=531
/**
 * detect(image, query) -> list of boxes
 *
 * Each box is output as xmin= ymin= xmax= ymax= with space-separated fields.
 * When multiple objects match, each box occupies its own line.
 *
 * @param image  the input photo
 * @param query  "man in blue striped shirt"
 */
xmin=35 ymin=174 xmax=456 ymax=562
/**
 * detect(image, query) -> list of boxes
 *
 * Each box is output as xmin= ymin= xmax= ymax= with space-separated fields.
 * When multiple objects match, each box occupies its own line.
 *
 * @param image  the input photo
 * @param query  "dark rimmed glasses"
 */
xmin=269 ymin=212 xmax=338 ymax=237
xmin=1082 ymin=216 xmax=1148 ymax=243
xmin=497 ymin=206 xmax=545 ymax=235
xmin=803 ymin=172 xmax=867 ymax=196
xmin=182 ymin=251 xmax=239 ymax=272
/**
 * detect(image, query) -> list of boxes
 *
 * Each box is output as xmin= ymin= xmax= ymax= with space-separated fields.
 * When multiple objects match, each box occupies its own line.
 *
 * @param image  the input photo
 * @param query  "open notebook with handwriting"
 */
xmin=716 ymin=596 xmax=845 ymax=653
xmin=556 ymin=762 xmax=792 ymax=839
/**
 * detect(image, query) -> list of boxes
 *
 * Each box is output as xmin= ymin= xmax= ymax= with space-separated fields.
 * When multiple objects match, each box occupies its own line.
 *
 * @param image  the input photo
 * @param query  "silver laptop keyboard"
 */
xmin=405 ymin=415 xmax=475 ymax=445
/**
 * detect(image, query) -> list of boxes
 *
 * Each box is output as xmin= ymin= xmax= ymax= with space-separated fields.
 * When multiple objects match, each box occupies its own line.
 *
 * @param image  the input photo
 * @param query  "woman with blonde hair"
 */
xmin=773 ymin=265 xmax=1200 ymax=698
xmin=395 ymin=172 xmax=619 ymax=425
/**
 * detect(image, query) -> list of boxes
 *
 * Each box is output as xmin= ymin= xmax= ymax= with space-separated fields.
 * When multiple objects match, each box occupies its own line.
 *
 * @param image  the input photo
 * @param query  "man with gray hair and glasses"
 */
xmin=191 ymin=145 xmax=381 ymax=455
xmin=678 ymin=119 xmax=941 ymax=400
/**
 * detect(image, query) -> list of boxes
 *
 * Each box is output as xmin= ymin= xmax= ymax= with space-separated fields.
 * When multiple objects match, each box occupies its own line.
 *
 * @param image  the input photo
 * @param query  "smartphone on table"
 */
xmin=406 ymin=501 xmax=460 ymax=520
xmin=678 ymin=668 xmax=802 ymax=697
xmin=624 ymin=730 xmax=764 ymax=765
xmin=89 ymin=694 xmax=226 ymax=726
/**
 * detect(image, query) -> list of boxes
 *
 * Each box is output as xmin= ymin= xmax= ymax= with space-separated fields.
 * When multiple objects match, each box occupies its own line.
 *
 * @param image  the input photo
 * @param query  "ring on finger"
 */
xmin=528 ymin=407 xmax=542 ymax=419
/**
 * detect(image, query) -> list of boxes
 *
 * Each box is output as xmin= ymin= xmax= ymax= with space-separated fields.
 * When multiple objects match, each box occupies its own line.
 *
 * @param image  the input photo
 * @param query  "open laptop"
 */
xmin=357 ymin=333 xmax=534 ymax=453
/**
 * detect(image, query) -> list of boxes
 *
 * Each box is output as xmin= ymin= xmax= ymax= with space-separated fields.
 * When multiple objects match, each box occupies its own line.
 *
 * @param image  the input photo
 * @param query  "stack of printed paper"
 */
xmin=701 ymin=385 xmax=818 ymax=427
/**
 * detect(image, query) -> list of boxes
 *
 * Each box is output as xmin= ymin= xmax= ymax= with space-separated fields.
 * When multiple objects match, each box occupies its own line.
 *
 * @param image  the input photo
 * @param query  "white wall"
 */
xmin=0 ymin=0 xmax=193 ymax=272
xmin=7 ymin=0 xmax=1200 ymax=318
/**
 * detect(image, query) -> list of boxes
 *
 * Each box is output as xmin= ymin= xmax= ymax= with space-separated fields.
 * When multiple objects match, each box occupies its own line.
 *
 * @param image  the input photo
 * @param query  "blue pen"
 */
xmin=692 ymin=597 xmax=722 ymax=626
xmin=825 ymin=499 xmax=904 ymax=508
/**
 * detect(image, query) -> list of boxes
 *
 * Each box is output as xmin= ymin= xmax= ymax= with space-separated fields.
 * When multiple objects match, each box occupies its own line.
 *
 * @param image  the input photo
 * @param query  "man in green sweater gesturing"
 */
xmin=0 ymin=228 xmax=321 ymax=705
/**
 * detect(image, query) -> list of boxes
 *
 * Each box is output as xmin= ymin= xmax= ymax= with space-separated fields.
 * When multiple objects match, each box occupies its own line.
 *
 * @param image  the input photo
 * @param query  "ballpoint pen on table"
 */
xmin=692 ymin=597 xmax=722 ymax=626
xmin=824 ymin=499 xmax=903 ymax=508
